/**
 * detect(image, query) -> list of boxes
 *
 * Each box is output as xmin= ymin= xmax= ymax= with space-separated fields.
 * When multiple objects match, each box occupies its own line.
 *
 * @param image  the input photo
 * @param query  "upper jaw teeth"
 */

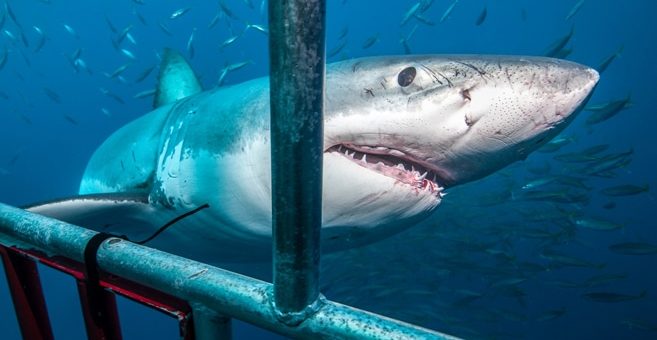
xmin=328 ymin=144 xmax=446 ymax=198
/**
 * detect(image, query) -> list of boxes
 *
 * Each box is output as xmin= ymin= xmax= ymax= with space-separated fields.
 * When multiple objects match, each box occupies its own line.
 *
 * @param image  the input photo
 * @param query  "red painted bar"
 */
xmin=2 ymin=246 xmax=195 ymax=340
xmin=76 ymin=278 xmax=123 ymax=340
xmin=0 ymin=246 xmax=54 ymax=340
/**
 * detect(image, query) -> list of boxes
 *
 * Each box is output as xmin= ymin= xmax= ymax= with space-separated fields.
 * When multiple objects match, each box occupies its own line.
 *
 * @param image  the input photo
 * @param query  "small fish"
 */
xmin=18 ymin=30 xmax=28 ymax=48
xmin=565 ymin=0 xmax=585 ymax=21
xmin=208 ymin=12 xmax=222 ymax=29
xmin=400 ymin=2 xmax=421 ymax=26
xmin=43 ymin=87 xmax=61 ymax=103
xmin=74 ymin=58 xmax=92 ymax=75
xmin=158 ymin=22 xmax=173 ymax=36
xmin=579 ymin=151 xmax=633 ymax=177
xmin=552 ymin=47 xmax=573 ymax=59
xmin=63 ymin=114 xmax=78 ymax=125
xmin=120 ymin=48 xmax=137 ymax=60
xmin=544 ymin=26 xmax=574 ymax=58
xmin=187 ymin=28 xmax=196 ymax=59
xmin=170 ymin=7 xmax=191 ymax=20
xmin=134 ymin=9 xmax=147 ymax=26
xmin=586 ymin=95 xmax=631 ymax=125
xmin=475 ymin=6 xmax=487 ymax=26
xmin=538 ymin=135 xmax=575 ymax=152
xmin=0 ymin=9 xmax=5 ymax=30
xmin=100 ymin=88 xmax=125 ymax=104
xmin=220 ymin=30 xmax=245 ymax=49
xmin=413 ymin=14 xmax=435 ymax=26
xmin=126 ymin=32 xmax=137 ymax=45
xmin=602 ymin=201 xmax=616 ymax=210
xmin=259 ymin=0 xmax=266 ymax=18
xmin=135 ymin=65 xmax=155 ymax=83
xmin=585 ymin=98 xmax=632 ymax=111
xmin=571 ymin=216 xmax=623 ymax=231
xmin=399 ymin=37 xmax=412 ymax=55
xmin=101 ymin=107 xmax=111 ymax=116
xmin=217 ymin=61 xmax=252 ymax=85
xmin=106 ymin=63 xmax=131 ymax=79
xmin=33 ymin=26 xmax=47 ymax=53
xmin=517 ymin=190 xmax=589 ymax=204
xmin=601 ymin=184 xmax=649 ymax=197
xmin=584 ymin=273 xmax=628 ymax=286
xmin=219 ymin=2 xmax=238 ymax=20
xmin=17 ymin=48 xmax=30 ymax=68
xmin=3 ymin=29 xmax=16 ymax=41
xmin=361 ymin=34 xmax=379 ymax=49
xmin=63 ymin=24 xmax=78 ymax=38
xmin=520 ymin=176 xmax=558 ymax=190
xmin=70 ymin=47 xmax=83 ymax=61
xmin=0 ymin=47 xmax=7 ymax=70
xmin=337 ymin=26 xmax=349 ymax=40
xmin=4 ymin=1 xmax=18 ymax=25
xmin=134 ymin=88 xmax=156 ymax=99
xmin=225 ymin=60 xmax=252 ymax=72
xmin=418 ymin=0 xmax=435 ymax=13
xmin=620 ymin=318 xmax=657 ymax=332
xmin=440 ymin=0 xmax=459 ymax=23
xmin=116 ymin=24 xmax=134 ymax=45
xmin=535 ymin=308 xmax=566 ymax=322
xmin=582 ymin=291 xmax=646 ymax=303
xmin=597 ymin=45 xmax=623 ymax=73
xmin=609 ymin=242 xmax=657 ymax=255
xmin=246 ymin=23 xmax=268 ymax=35
xmin=327 ymin=39 xmax=348 ymax=58
xmin=105 ymin=15 xmax=118 ymax=33
xmin=540 ymin=251 xmax=605 ymax=269
xmin=553 ymin=152 xmax=596 ymax=163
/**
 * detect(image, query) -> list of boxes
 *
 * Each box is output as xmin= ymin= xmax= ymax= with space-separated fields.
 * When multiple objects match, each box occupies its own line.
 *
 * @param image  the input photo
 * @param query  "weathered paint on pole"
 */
xmin=192 ymin=303 xmax=232 ymax=340
xmin=268 ymin=0 xmax=326 ymax=324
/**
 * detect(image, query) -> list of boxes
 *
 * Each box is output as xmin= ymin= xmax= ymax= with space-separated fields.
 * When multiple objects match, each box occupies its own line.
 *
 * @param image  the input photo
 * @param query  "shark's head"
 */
xmin=321 ymin=55 xmax=598 ymax=248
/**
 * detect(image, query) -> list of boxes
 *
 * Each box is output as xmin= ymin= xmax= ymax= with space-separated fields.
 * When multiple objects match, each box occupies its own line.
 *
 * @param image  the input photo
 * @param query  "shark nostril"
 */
xmin=461 ymin=88 xmax=471 ymax=101
xmin=465 ymin=113 xmax=475 ymax=126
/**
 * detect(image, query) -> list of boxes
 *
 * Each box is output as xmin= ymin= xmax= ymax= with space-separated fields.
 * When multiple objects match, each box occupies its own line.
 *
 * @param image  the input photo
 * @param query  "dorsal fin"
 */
xmin=153 ymin=48 xmax=202 ymax=108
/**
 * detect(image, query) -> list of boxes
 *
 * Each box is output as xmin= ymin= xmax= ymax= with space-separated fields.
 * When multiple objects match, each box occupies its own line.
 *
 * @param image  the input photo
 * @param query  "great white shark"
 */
xmin=29 ymin=50 xmax=599 ymax=263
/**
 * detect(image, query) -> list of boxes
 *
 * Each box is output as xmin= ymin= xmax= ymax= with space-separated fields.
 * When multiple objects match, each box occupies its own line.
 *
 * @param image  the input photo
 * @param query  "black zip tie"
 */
xmin=82 ymin=232 xmax=125 ymax=326
xmin=80 ymin=203 xmax=209 ymax=325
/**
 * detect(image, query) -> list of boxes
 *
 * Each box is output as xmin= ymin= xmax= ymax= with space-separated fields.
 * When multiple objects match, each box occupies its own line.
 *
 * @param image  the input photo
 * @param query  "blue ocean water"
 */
xmin=1 ymin=0 xmax=656 ymax=339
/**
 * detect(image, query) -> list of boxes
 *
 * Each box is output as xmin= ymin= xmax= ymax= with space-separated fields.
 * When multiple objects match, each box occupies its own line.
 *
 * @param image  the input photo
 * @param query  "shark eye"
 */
xmin=397 ymin=66 xmax=416 ymax=87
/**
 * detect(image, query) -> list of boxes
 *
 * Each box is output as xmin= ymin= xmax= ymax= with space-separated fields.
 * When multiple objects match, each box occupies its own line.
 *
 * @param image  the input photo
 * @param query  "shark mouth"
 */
xmin=325 ymin=144 xmax=445 ymax=198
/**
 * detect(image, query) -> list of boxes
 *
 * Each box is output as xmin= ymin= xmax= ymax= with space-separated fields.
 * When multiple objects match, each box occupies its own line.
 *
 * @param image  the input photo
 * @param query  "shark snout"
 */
xmin=543 ymin=60 xmax=599 ymax=120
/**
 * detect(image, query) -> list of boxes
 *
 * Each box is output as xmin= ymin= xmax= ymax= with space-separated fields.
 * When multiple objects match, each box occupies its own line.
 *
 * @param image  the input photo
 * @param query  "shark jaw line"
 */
xmin=325 ymin=143 xmax=446 ymax=198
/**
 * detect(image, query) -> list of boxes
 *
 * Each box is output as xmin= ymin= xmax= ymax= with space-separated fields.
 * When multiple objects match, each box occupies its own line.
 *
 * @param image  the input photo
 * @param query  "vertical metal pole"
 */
xmin=0 ymin=246 xmax=54 ymax=340
xmin=268 ymin=0 xmax=327 ymax=324
xmin=192 ymin=303 xmax=232 ymax=340
xmin=76 ymin=279 xmax=123 ymax=340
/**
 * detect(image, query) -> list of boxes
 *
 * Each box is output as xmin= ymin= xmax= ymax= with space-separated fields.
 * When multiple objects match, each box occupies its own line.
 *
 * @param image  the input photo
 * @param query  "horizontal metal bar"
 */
xmin=0 ymin=203 xmax=457 ymax=339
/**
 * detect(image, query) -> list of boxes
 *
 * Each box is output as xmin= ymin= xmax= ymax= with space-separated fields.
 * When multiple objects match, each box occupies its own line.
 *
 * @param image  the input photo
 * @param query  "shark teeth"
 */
xmin=326 ymin=144 xmax=445 ymax=198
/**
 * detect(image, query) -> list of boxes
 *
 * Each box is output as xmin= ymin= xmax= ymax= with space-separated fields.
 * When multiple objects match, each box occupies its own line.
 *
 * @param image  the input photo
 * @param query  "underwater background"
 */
xmin=1 ymin=0 xmax=656 ymax=339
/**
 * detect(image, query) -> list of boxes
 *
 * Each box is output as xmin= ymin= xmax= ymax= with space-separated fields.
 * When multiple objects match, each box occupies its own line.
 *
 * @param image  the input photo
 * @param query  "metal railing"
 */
xmin=0 ymin=1 xmax=457 ymax=339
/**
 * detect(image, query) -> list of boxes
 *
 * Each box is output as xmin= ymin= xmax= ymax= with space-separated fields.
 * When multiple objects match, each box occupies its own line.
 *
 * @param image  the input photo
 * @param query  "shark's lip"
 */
xmin=325 ymin=143 xmax=445 ymax=197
